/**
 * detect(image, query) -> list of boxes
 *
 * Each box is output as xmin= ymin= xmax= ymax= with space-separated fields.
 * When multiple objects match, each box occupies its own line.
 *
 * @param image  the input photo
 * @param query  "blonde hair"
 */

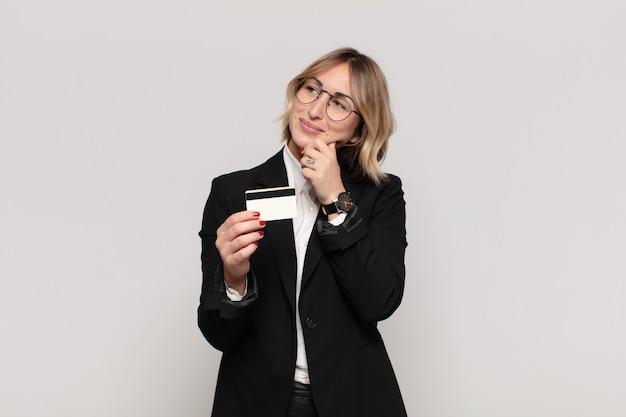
xmin=279 ymin=48 xmax=396 ymax=186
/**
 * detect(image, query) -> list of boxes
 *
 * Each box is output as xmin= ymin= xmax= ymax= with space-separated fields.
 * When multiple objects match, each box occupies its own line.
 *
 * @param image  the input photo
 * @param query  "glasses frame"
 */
xmin=295 ymin=78 xmax=362 ymax=122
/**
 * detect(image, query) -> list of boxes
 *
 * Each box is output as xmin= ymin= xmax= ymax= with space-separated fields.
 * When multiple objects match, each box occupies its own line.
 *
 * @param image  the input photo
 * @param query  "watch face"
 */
xmin=337 ymin=192 xmax=355 ymax=212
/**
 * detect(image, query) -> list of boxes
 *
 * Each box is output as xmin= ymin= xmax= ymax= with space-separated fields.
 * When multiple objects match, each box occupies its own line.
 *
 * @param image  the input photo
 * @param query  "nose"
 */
xmin=308 ymin=91 xmax=331 ymax=120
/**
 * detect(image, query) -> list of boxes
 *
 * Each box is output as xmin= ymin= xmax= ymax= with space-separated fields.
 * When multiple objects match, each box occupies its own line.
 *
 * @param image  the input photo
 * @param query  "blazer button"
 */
xmin=305 ymin=317 xmax=317 ymax=329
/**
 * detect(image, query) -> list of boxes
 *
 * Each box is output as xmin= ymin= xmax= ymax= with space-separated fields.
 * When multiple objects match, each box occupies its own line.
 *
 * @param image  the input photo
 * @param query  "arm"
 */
xmin=317 ymin=175 xmax=407 ymax=322
xmin=197 ymin=177 xmax=263 ymax=352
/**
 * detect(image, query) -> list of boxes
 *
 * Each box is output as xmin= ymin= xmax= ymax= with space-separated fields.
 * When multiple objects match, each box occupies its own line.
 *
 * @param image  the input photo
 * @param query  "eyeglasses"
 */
xmin=295 ymin=78 xmax=362 ymax=122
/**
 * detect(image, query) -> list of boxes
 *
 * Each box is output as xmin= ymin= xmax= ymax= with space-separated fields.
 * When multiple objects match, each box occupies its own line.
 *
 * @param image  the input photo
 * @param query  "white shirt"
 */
xmin=284 ymin=145 xmax=319 ymax=384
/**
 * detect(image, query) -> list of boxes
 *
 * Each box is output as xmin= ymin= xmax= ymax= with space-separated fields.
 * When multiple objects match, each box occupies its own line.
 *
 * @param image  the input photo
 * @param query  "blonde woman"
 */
xmin=199 ymin=47 xmax=407 ymax=417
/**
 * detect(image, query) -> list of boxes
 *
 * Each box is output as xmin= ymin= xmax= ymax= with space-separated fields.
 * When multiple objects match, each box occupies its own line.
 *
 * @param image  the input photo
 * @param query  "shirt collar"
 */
xmin=283 ymin=145 xmax=307 ymax=195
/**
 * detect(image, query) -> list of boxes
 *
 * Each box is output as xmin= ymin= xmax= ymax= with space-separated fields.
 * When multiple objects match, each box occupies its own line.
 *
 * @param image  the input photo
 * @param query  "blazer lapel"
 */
xmin=301 ymin=214 xmax=324 ymax=289
xmin=256 ymin=150 xmax=297 ymax=312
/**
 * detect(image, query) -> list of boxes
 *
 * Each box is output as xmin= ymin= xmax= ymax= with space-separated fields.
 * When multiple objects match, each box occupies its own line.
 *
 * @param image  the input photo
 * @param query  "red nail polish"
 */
xmin=254 ymin=242 xmax=258 ymax=246
xmin=259 ymin=220 xmax=266 ymax=226
xmin=253 ymin=211 xmax=260 ymax=217
xmin=258 ymin=231 xmax=264 ymax=237
xmin=300 ymin=147 xmax=305 ymax=153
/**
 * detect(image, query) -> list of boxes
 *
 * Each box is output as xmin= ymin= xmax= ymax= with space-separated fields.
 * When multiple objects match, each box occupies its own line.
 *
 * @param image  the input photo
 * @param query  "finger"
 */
xmin=316 ymin=139 xmax=338 ymax=159
xmin=222 ymin=210 xmax=262 ymax=228
xmin=216 ymin=211 xmax=265 ymax=248
xmin=220 ymin=219 xmax=266 ymax=246
xmin=226 ymin=241 xmax=259 ymax=264
xmin=222 ymin=241 xmax=258 ymax=279
xmin=304 ymin=141 xmax=332 ymax=164
xmin=302 ymin=146 xmax=323 ymax=164
xmin=227 ymin=230 xmax=265 ymax=254
xmin=221 ymin=210 xmax=264 ymax=232
xmin=218 ymin=228 xmax=264 ymax=263
xmin=301 ymin=157 xmax=317 ymax=170
xmin=301 ymin=147 xmax=320 ymax=168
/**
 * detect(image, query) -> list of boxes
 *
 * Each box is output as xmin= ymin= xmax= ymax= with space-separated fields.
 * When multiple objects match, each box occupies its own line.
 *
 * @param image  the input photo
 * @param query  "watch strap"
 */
xmin=321 ymin=200 xmax=339 ymax=215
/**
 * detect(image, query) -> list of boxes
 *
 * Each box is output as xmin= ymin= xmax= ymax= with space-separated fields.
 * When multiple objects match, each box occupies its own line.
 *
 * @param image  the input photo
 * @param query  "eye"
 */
xmin=330 ymin=97 xmax=349 ymax=111
xmin=306 ymin=85 xmax=320 ymax=96
xmin=302 ymin=80 xmax=321 ymax=97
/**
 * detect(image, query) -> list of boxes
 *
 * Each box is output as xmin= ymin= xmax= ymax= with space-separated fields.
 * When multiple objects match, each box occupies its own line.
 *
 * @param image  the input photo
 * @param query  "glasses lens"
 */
xmin=296 ymin=79 xmax=321 ymax=104
xmin=326 ymin=96 xmax=353 ymax=121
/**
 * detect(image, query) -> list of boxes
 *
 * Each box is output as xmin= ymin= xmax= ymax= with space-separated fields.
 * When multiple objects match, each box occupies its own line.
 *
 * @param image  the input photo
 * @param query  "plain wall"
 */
xmin=1 ymin=1 xmax=625 ymax=416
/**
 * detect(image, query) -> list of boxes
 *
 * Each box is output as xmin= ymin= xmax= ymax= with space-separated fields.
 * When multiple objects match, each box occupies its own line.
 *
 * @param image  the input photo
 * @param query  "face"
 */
xmin=287 ymin=63 xmax=362 ymax=158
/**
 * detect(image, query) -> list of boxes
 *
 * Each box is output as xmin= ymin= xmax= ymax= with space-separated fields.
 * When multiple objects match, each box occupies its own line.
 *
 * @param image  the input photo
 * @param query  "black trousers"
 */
xmin=286 ymin=382 xmax=319 ymax=417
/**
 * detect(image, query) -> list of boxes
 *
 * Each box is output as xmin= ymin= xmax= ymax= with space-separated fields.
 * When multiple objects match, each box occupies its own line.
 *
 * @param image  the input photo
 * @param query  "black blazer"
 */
xmin=198 ymin=149 xmax=407 ymax=417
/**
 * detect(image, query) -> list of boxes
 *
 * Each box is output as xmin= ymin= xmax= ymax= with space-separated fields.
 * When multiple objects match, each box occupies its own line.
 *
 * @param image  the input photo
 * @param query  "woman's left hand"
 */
xmin=300 ymin=139 xmax=346 ymax=205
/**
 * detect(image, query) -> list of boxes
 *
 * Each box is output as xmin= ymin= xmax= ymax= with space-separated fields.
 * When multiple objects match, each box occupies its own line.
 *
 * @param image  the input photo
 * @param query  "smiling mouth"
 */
xmin=299 ymin=118 xmax=324 ymax=134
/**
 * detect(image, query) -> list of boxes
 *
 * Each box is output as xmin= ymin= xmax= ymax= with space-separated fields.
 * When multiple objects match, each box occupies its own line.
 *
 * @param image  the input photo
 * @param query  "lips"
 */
xmin=299 ymin=118 xmax=324 ymax=135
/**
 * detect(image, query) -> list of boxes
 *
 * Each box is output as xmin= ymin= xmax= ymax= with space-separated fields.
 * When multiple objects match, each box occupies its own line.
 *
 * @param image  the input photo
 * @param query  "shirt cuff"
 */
xmin=328 ymin=212 xmax=347 ymax=226
xmin=224 ymin=278 xmax=248 ymax=301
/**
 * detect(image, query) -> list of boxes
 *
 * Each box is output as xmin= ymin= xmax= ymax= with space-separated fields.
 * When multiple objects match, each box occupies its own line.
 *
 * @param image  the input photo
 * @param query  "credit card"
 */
xmin=245 ymin=186 xmax=297 ymax=221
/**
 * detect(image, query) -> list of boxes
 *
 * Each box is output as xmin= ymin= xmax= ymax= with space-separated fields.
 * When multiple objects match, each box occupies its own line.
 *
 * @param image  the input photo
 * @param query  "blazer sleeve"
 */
xmin=197 ymin=176 xmax=258 ymax=352
xmin=316 ymin=175 xmax=407 ymax=322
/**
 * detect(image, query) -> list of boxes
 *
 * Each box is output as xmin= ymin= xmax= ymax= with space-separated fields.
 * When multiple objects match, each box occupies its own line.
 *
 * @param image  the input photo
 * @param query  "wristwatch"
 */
xmin=321 ymin=192 xmax=355 ymax=215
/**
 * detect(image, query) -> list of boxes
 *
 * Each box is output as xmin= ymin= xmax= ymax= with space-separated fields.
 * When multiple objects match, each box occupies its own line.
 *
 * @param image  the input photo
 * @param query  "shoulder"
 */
xmin=382 ymin=173 xmax=403 ymax=188
xmin=346 ymin=173 xmax=404 ymax=213
xmin=211 ymin=166 xmax=260 ymax=188
xmin=378 ymin=174 xmax=404 ymax=203
xmin=356 ymin=173 xmax=403 ymax=195
xmin=211 ymin=149 xmax=284 ymax=188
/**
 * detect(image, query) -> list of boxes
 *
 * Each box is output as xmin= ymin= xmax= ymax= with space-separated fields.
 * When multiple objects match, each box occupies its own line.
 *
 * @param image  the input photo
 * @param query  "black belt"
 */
xmin=286 ymin=381 xmax=319 ymax=417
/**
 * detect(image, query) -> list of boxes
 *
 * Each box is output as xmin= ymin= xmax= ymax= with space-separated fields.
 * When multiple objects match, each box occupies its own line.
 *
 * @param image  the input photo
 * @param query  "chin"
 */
xmin=292 ymin=134 xmax=312 ymax=147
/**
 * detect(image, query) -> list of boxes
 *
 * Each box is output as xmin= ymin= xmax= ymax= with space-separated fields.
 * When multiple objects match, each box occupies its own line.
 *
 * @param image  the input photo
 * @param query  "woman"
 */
xmin=198 ymin=47 xmax=407 ymax=417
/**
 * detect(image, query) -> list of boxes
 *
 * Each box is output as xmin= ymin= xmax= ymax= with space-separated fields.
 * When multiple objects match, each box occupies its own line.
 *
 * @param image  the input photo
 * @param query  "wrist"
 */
xmin=223 ymin=269 xmax=246 ymax=295
xmin=320 ymin=189 xmax=346 ymax=206
xmin=321 ymin=191 xmax=355 ymax=216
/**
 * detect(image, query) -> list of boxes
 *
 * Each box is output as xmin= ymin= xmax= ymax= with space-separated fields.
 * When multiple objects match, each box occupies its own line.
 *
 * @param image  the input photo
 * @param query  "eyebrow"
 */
xmin=311 ymin=77 xmax=355 ymax=101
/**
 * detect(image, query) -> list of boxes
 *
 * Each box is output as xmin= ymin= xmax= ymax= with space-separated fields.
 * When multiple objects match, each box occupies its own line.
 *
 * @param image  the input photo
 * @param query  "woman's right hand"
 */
xmin=215 ymin=210 xmax=266 ymax=295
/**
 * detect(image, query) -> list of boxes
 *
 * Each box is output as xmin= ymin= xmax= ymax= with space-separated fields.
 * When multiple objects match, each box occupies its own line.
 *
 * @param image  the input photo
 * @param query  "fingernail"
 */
xmin=259 ymin=220 xmax=266 ymax=226
xmin=253 ymin=211 xmax=260 ymax=217
xmin=254 ymin=242 xmax=259 ymax=246
xmin=300 ymin=147 xmax=305 ymax=154
xmin=258 ymin=231 xmax=264 ymax=237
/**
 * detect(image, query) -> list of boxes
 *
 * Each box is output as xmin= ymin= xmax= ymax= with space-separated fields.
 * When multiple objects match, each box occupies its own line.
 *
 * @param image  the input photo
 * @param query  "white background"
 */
xmin=1 ymin=1 xmax=625 ymax=416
